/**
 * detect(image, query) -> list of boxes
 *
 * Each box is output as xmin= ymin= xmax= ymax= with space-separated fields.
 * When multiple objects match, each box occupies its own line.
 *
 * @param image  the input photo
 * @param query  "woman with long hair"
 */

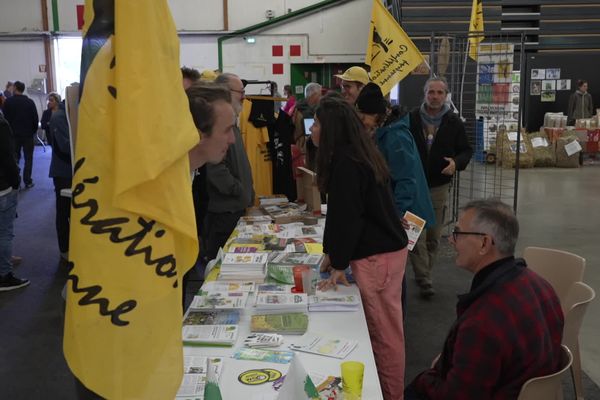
xmin=313 ymin=96 xmax=408 ymax=399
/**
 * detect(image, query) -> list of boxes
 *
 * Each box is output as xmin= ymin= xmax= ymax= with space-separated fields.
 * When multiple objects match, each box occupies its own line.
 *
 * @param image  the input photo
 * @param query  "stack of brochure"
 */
xmin=308 ymin=292 xmax=360 ymax=312
xmin=267 ymin=252 xmax=324 ymax=284
xmin=250 ymin=312 xmax=309 ymax=335
xmin=243 ymin=333 xmax=284 ymax=348
xmin=254 ymin=293 xmax=308 ymax=314
xmin=189 ymin=290 xmax=249 ymax=310
xmin=182 ymin=309 xmax=241 ymax=347
xmin=219 ymin=252 xmax=269 ymax=281
xmin=176 ymin=356 xmax=223 ymax=398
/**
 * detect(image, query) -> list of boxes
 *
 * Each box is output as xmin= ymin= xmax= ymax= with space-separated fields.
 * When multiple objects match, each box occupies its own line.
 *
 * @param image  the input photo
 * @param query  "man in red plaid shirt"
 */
xmin=406 ymin=199 xmax=564 ymax=399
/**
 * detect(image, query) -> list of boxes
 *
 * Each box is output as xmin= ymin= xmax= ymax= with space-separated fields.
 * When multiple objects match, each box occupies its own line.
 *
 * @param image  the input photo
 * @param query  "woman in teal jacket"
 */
xmin=356 ymin=83 xmax=435 ymax=229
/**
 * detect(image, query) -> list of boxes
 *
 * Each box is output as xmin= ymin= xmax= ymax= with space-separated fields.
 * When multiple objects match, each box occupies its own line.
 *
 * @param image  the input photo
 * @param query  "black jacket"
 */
xmin=0 ymin=115 xmax=20 ymax=191
xmin=323 ymin=145 xmax=408 ymax=269
xmin=2 ymin=94 xmax=39 ymax=137
xmin=409 ymin=107 xmax=473 ymax=188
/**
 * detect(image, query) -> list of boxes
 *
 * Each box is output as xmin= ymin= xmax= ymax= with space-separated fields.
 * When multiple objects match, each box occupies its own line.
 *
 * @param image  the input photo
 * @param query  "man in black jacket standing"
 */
xmin=409 ymin=77 xmax=472 ymax=297
xmin=2 ymin=81 xmax=39 ymax=189
xmin=0 ymin=113 xmax=29 ymax=291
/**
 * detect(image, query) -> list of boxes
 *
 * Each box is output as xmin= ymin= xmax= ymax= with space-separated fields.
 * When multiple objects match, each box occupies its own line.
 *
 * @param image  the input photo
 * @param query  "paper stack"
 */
xmin=308 ymin=293 xmax=360 ymax=312
xmin=219 ymin=252 xmax=269 ymax=281
xmin=254 ymin=293 xmax=309 ymax=314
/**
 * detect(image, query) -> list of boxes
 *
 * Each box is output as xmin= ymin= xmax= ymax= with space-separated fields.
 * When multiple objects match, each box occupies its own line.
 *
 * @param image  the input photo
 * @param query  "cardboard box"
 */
xmin=295 ymin=167 xmax=321 ymax=214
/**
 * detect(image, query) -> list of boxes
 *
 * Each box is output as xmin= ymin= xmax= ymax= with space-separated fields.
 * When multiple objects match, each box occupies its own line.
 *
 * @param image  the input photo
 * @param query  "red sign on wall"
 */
xmin=76 ymin=5 xmax=85 ymax=30
xmin=289 ymin=45 xmax=301 ymax=57
xmin=272 ymin=45 xmax=283 ymax=57
xmin=272 ymin=64 xmax=284 ymax=75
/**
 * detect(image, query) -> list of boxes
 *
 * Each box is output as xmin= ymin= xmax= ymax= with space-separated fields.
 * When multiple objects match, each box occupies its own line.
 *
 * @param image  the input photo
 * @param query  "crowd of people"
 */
xmin=1 ymin=67 xmax=567 ymax=399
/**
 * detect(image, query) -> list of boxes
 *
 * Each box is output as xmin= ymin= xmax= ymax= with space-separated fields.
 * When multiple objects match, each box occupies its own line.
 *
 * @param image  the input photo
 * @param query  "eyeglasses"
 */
xmin=451 ymin=228 xmax=490 ymax=242
xmin=230 ymin=89 xmax=245 ymax=95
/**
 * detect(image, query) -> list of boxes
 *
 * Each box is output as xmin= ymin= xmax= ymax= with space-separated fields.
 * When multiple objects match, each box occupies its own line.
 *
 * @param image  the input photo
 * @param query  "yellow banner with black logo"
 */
xmin=63 ymin=1 xmax=199 ymax=398
xmin=469 ymin=0 xmax=485 ymax=60
xmin=366 ymin=0 xmax=424 ymax=95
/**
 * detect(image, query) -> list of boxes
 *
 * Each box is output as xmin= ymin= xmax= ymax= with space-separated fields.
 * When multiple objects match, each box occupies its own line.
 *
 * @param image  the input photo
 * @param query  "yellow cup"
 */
xmin=341 ymin=361 xmax=364 ymax=400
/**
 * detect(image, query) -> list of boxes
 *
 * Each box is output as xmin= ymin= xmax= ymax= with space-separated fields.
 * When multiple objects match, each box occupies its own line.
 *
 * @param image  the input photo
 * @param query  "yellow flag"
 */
xmin=469 ymin=0 xmax=484 ymax=60
xmin=365 ymin=0 xmax=424 ymax=95
xmin=63 ymin=1 xmax=199 ymax=399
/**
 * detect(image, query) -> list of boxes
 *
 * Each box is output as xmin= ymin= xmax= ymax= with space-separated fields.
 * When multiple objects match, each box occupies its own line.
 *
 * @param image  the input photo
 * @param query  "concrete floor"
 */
xmin=1 ymin=147 xmax=598 ymax=398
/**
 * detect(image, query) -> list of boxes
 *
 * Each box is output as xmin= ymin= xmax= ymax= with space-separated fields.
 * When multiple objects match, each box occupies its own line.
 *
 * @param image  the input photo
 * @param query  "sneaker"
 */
xmin=419 ymin=283 xmax=436 ymax=298
xmin=0 ymin=274 xmax=30 ymax=292
xmin=25 ymin=182 xmax=35 ymax=189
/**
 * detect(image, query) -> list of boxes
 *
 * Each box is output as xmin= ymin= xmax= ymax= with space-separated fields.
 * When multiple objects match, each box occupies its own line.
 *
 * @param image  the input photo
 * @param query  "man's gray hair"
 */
xmin=423 ymin=76 xmax=449 ymax=94
xmin=461 ymin=198 xmax=519 ymax=256
xmin=305 ymin=82 xmax=322 ymax=98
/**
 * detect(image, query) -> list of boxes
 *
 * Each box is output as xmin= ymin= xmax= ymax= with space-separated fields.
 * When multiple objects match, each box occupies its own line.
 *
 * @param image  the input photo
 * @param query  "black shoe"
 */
xmin=0 ymin=274 xmax=31 ymax=292
xmin=24 ymin=182 xmax=35 ymax=189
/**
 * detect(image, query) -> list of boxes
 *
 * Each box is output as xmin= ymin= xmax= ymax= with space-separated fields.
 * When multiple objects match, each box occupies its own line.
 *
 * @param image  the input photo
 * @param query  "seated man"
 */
xmin=406 ymin=199 xmax=564 ymax=399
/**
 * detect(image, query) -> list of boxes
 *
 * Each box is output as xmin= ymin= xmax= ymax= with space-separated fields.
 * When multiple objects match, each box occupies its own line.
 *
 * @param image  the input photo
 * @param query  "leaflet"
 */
xmin=289 ymin=333 xmax=358 ymax=359
xmin=403 ymin=211 xmax=426 ymax=251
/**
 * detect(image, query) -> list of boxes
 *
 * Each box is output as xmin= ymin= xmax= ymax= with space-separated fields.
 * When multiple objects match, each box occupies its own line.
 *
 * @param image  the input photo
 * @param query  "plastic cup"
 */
xmin=341 ymin=361 xmax=364 ymax=399
xmin=292 ymin=265 xmax=310 ymax=293
xmin=301 ymin=268 xmax=315 ymax=295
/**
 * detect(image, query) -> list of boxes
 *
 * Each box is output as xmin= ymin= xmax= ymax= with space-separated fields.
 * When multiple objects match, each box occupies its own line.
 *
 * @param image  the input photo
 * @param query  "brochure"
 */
xmin=250 ymin=313 xmax=309 ymax=334
xmin=232 ymin=348 xmax=294 ymax=364
xmin=289 ymin=333 xmax=358 ymax=359
xmin=182 ymin=325 xmax=239 ymax=347
xmin=189 ymin=291 xmax=249 ymax=310
xmin=403 ymin=211 xmax=426 ymax=251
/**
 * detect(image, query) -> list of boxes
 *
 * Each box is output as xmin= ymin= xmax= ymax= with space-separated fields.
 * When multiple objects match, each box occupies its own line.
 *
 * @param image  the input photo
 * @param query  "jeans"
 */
xmin=14 ymin=136 xmax=34 ymax=185
xmin=0 ymin=190 xmax=18 ymax=277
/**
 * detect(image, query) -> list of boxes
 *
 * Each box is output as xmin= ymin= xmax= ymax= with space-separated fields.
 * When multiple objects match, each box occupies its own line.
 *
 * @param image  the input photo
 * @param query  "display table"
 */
xmin=183 ymin=284 xmax=383 ymax=399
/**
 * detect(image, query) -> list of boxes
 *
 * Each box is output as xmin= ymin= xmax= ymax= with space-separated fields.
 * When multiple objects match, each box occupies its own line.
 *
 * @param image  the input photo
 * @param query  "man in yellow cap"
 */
xmin=334 ymin=66 xmax=370 ymax=105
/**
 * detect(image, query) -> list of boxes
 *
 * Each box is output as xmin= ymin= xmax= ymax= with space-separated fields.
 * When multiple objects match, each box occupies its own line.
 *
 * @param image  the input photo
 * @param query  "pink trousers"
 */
xmin=350 ymin=247 xmax=407 ymax=400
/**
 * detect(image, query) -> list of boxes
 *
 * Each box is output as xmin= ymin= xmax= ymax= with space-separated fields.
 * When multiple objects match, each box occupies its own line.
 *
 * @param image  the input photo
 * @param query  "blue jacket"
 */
xmin=376 ymin=115 xmax=436 ymax=228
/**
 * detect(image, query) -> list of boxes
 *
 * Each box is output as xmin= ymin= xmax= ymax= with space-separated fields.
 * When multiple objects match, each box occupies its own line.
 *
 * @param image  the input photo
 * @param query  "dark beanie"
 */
xmin=356 ymin=82 xmax=387 ymax=115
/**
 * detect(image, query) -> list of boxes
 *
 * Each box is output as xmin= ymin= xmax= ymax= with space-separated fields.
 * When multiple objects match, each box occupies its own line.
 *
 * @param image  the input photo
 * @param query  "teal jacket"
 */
xmin=376 ymin=115 xmax=436 ymax=228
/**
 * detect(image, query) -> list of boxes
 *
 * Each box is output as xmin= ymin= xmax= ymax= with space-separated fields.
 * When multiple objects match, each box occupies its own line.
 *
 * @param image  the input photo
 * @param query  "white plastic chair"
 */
xmin=517 ymin=345 xmax=573 ymax=400
xmin=562 ymin=282 xmax=596 ymax=400
xmin=523 ymin=246 xmax=586 ymax=313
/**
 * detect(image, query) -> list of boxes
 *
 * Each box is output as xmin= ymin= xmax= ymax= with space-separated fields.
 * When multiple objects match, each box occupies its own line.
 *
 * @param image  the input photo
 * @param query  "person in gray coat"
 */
xmin=568 ymin=79 xmax=594 ymax=125
xmin=204 ymin=73 xmax=255 ymax=261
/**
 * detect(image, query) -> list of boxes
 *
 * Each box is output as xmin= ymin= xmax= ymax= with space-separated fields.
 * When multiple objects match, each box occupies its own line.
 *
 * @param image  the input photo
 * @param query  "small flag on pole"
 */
xmin=469 ymin=0 xmax=485 ymax=60
xmin=366 ymin=0 xmax=425 ymax=95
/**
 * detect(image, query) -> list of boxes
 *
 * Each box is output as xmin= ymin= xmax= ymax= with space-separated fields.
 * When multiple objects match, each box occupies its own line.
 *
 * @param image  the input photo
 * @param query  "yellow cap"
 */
xmin=199 ymin=69 xmax=218 ymax=82
xmin=334 ymin=66 xmax=370 ymax=85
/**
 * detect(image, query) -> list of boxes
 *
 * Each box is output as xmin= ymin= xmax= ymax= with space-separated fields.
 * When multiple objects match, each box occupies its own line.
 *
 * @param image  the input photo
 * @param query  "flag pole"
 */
xmin=459 ymin=39 xmax=471 ymax=121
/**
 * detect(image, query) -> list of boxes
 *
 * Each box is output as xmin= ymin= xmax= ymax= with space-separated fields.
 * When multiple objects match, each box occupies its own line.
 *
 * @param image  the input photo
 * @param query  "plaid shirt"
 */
xmin=413 ymin=257 xmax=564 ymax=399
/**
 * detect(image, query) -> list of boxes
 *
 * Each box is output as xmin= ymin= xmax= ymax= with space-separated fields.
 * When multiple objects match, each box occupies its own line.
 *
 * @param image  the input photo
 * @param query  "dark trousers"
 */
xmin=53 ymin=177 xmax=72 ymax=253
xmin=204 ymin=210 xmax=245 ymax=261
xmin=14 ymin=136 xmax=34 ymax=185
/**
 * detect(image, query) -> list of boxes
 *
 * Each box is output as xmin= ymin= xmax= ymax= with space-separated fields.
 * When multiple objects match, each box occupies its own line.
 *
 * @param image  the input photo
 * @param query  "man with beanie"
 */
xmin=408 ymin=77 xmax=472 ymax=298
xmin=334 ymin=66 xmax=370 ymax=105
xmin=0 ymin=113 xmax=29 ymax=291
xmin=2 ymin=81 xmax=39 ymax=189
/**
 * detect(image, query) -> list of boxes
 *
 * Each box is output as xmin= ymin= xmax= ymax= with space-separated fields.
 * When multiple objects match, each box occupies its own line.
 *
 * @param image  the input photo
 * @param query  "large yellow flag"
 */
xmin=366 ymin=0 xmax=424 ymax=95
xmin=469 ymin=0 xmax=484 ymax=60
xmin=63 ymin=1 xmax=199 ymax=398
